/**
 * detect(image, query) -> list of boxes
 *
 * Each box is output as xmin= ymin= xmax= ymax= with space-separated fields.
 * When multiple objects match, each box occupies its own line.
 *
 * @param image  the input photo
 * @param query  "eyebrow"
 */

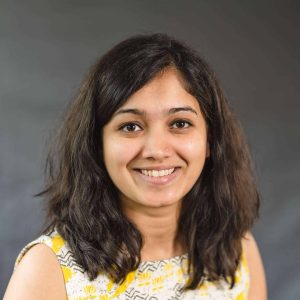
xmin=169 ymin=107 xmax=198 ymax=115
xmin=113 ymin=106 xmax=198 ymax=117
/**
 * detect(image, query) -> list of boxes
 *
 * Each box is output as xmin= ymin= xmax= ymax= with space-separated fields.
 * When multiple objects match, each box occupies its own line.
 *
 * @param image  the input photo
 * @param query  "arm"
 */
xmin=4 ymin=244 xmax=67 ymax=300
xmin=242 ymin=232 xmax=268 ymax=300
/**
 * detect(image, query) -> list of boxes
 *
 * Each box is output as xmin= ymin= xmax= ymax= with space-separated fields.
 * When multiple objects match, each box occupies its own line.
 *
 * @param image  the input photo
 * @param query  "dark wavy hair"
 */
xmin=39 ymin=33 xmax=259 ymax=289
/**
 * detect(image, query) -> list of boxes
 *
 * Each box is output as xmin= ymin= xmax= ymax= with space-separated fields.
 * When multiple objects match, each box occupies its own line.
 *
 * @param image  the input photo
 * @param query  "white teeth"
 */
xmin=140 ymin=168 xmax=175 ymax=177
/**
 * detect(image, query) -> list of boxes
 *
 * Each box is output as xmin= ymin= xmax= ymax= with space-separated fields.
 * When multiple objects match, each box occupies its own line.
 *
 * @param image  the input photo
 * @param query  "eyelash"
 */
xmin=119 ymin=120 xmax=193 ymax=132
xmin=119 ymin=123 xmax=142 ymax=132
xmin=171 ymin=120 xmax=193 ymax=129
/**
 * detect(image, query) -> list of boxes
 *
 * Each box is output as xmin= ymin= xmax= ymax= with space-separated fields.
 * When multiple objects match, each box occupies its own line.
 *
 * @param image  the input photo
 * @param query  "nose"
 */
xmin=141 ymin=127 xmax=172 ymax=161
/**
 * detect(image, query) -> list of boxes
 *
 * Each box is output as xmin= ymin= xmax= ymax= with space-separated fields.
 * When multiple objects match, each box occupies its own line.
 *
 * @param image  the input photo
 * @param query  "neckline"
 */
xmin=139 ymin=253 xmax=188 ymax=267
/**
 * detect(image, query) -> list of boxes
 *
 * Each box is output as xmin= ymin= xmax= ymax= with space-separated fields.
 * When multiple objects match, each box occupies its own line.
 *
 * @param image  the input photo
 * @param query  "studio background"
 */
xmin=1 ymin=1 xmax=299 ymax=298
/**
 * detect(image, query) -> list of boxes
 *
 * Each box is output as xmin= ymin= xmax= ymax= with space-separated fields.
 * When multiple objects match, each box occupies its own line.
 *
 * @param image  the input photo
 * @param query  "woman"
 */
xmin=4 ymin=33 xmax=267 ymax=299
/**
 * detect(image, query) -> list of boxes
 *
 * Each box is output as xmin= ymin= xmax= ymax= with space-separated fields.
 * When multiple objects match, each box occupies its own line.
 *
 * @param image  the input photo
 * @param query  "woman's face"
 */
xmin=102 ymin=68 xmax=209 ymax=209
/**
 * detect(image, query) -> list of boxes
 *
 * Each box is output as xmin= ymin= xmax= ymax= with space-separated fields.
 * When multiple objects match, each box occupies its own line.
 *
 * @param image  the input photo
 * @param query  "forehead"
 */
xmin=116 ymin=68 xmax=201 ymax=116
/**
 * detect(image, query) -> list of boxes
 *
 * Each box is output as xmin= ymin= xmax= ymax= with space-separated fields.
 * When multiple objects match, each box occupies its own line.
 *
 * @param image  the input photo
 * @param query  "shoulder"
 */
xmin=242 ymin=231 xmax=267 ymax=300
xmin=4 ymin=237 xmax=67 ymax=300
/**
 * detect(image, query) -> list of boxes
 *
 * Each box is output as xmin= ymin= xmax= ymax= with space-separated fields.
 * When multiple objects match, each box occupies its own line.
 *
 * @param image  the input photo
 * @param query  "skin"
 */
xmin=4 ymin=244 xmax=67 ymax=299
xmin=243 ymin=232 xmax=268 ymax=299
xmin=4 ymin=68 xmax=267 ymax=299
xmin=102 ymin=68 xmax=209 ymax=260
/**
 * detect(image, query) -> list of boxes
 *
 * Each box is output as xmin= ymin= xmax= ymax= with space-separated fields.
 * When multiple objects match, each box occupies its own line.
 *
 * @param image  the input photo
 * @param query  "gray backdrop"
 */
xmin=1 ymin=0 xmax=299 ymax=298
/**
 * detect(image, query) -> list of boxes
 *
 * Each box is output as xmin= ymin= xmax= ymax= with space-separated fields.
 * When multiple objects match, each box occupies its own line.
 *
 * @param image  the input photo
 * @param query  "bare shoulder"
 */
xmin=4 ymin=243 xmax=67 ymax=300
xmin=242 ymin=231 xmax=268 ymax=300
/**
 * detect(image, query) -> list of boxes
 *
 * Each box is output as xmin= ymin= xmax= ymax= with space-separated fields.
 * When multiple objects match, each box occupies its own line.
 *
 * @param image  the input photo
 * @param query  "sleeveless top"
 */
xmin=15 ymin=230 xmax=250 ymax=299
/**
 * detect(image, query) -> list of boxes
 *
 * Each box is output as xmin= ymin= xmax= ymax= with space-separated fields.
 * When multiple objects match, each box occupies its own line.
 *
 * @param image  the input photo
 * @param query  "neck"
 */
xmin=122 ymin=200 xmax=185 ymax=262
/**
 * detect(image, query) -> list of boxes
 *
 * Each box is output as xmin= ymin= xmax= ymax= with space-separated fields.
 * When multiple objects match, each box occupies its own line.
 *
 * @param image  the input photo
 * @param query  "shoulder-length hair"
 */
xmin=40 ymin=33 xmax=259 ymax=289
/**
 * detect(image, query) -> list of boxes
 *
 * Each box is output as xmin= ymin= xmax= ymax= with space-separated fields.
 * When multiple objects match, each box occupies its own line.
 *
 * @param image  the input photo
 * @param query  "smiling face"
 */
xmin=102 ymin=68 xmax=209 ymax=210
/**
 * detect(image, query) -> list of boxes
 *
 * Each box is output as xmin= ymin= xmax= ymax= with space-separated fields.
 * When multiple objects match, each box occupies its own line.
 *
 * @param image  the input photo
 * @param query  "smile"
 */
xmin=133 ymin=167 xmax=180 ymax=185
xmin=140 ymin=168 xmax=175 ymax=177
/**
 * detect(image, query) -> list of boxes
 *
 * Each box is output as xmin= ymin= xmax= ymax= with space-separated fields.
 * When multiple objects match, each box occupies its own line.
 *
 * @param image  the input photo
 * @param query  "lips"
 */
xmin=133 ymin=167 xmax=180 ymax=185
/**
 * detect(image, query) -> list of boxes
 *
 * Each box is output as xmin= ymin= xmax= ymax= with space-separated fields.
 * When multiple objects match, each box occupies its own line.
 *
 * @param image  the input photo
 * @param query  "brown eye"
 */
xmin=119 ymin=122 xmax=142 ymax=132
xmin=171 ymin=120 xmax=192 ymax=129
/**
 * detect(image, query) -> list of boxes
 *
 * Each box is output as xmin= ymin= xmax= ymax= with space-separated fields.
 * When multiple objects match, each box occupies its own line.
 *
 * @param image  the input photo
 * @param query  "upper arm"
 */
xmin=242 ymin=232 xmax=267 ymax=300
xmin=4 ymin=244 xmax=67 ymax=300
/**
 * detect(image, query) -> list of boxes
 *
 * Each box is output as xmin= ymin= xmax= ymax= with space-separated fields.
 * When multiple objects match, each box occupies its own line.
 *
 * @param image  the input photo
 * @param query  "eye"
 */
xmin=171 ymin=119 xmax=192 ymax=129
xmin=119 ymin=122 xmax=142 ymax=132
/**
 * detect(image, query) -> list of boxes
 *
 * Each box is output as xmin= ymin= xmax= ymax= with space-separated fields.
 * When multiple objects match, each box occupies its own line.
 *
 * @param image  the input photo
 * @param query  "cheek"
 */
xmin=181 ymin=139 xmax=208 ymax=186
xmin=178 ymin=135 xmax=208 ymax=163
xmin=103 ymin=137 xmax=140 ymax=169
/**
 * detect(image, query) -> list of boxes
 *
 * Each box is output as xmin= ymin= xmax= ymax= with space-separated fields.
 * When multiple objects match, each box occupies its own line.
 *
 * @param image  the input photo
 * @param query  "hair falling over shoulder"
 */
xmin=37 ymin=33 xmax=260 ymax=289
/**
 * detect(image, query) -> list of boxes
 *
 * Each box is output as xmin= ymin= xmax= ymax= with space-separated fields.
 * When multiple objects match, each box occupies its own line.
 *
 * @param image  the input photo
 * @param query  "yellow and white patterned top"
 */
xmin=15 ymin=230 xmax=249 ymax=299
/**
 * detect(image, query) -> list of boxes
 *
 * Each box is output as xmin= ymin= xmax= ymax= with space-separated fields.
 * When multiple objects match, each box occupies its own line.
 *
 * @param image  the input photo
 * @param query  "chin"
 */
xmin=141 ymin=197 xmax=181 ymax=208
